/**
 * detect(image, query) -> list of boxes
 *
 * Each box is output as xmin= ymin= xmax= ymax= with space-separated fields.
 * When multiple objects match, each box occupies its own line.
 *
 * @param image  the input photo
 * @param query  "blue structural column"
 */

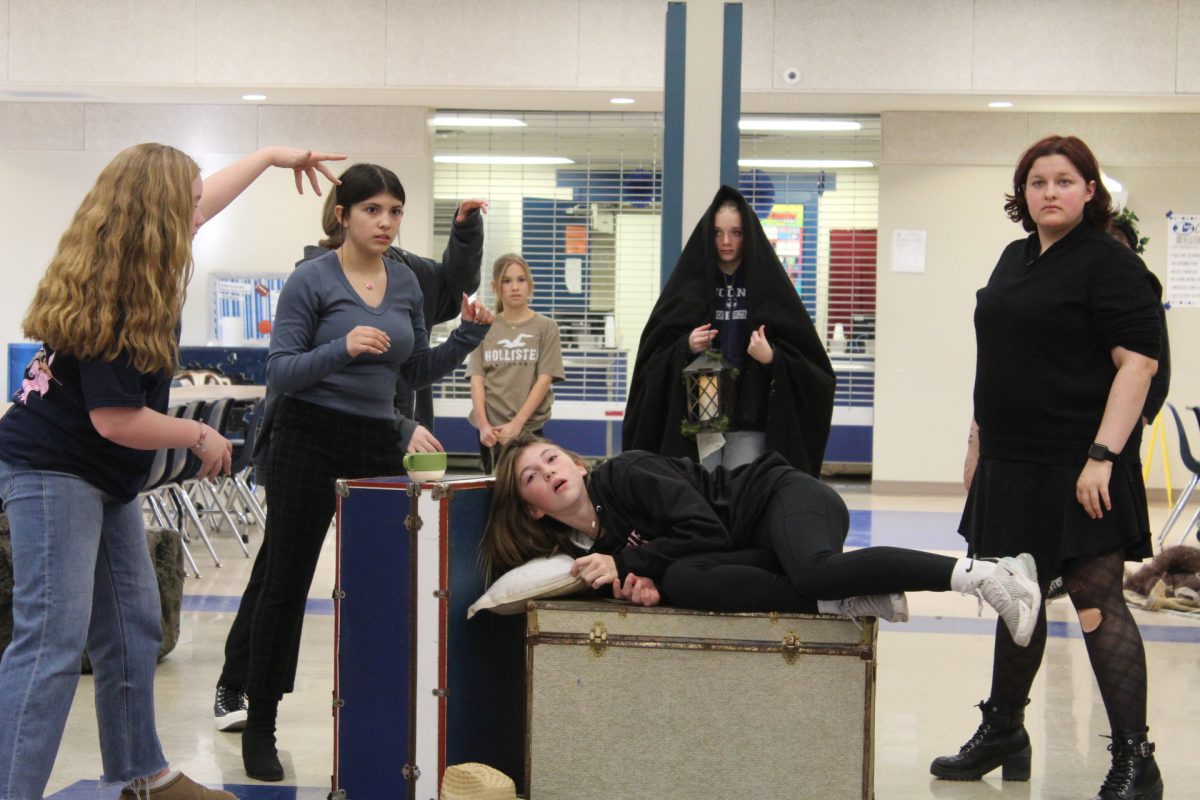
xmin=660 ymin=0 xmax=743 ymax=289
xmin=720 ymin=2 xmax=742 ymax=189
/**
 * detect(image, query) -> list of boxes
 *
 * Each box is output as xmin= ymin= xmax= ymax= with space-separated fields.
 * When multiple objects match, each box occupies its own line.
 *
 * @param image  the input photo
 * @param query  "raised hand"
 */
xmin=748 ymin=324 xmax=774 ymax=365
xmin=461 ymin=293 xmax=494 ymax=325
xmin=268 ymin=147 xmax=347 ymax=195
xmin=456 ymin=198 xmax=489 ymax=223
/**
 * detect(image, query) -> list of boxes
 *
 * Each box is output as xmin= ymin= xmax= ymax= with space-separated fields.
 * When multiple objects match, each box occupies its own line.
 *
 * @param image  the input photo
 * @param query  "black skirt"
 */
xmin=958 ymin=455 xmax=1152 ymax=582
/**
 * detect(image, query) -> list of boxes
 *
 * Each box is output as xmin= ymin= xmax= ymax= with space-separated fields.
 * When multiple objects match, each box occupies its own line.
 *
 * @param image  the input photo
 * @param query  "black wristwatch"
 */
xmin=1088 ymin=442 xmax=1119 ymax=463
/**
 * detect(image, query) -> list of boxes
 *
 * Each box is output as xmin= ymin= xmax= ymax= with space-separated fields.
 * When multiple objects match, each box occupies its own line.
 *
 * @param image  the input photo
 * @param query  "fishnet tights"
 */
xmin=988 ymin=549 xmax=1147 ymax=731
xmin=1064 ymin=549 xmax=1148 ymax=731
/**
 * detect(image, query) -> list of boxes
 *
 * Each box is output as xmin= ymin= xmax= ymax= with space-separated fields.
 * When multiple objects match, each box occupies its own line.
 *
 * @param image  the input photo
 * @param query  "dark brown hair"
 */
xmin=1004 ymin=135 xmax=1114 ymax=233
xmin=481 ymin=431 xmax=589 ymax=579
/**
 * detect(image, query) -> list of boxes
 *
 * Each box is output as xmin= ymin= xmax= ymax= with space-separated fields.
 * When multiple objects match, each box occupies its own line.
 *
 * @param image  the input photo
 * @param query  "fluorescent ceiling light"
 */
xmin=610 ymin=97 xmax=636 ymax=105
xmin=434 ymin=155 xmax=575 ymax=166
xmin=739 ymin=118 xmax=861 ymax=132
xmin=242 ymin=93 xmax=267 ymax=101
xmin=739 ymin=158 xmax=875 ymax=169
xmin=429 ymin=116 xmax=527 ymax=127
xmin=988 ymin=101 xmax=1013 ymax=108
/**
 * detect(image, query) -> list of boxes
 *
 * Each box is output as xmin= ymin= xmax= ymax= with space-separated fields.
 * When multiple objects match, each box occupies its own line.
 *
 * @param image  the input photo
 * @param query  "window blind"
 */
xmin=428 ymin=111 xmax=880 ymax=412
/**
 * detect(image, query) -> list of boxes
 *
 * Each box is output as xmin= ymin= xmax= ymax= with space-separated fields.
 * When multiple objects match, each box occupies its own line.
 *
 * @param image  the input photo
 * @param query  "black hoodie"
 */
xmin=622 ymin=185 xmax=835 ymax=475
xmin=585 ymin=449 xmax=794 ymax=581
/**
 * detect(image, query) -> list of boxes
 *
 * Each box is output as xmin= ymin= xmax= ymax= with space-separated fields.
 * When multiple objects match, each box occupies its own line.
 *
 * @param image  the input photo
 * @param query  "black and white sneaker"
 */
xmin=214 ymin=684 xmax=248 ymax=732
xmin=1045 ymin=576 xmax=1067 ymax=602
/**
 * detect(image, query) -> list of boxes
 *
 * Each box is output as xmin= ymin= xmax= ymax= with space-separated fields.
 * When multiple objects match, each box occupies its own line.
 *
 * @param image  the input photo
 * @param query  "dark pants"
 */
xmin=662 ymin=471 xmax=955 ymax=612
xmin=219 ymin=397 xmax=402 ymax=699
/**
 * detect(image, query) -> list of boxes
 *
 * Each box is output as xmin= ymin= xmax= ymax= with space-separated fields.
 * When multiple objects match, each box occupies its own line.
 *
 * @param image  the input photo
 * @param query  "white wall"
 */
xmin=3 ymin=2 xmax=1199 ymax=101
xmin=876 ymin=112 xmax=1200 ymax=493
xmin=0 ymin=102 xmax=432 ymax=356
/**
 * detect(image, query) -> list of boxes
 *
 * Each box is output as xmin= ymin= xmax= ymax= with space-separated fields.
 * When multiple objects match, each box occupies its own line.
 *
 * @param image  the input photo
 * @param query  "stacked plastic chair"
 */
xmin=1156 ymin=403 xmax=1200 ymax=550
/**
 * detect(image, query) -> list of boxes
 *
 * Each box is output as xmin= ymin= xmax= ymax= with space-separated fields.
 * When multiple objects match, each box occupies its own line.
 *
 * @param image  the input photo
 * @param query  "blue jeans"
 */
xmin=0 ymin=459 xmax=166 ymax=799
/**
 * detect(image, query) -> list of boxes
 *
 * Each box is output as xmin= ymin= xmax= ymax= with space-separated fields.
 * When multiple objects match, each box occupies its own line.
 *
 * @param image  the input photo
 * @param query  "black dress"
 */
xmin=960 ymin=224 xmax=1164 ymax=579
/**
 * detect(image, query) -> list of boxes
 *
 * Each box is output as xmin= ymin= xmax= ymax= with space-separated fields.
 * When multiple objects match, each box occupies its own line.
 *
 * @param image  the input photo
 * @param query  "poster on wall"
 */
xmin=210 ymin=273 xmax=289 ymax=345
xmin=762 ymin=204 xmax=808 ymax=300
xmin=1166 ymin=212 xmax=1200 ymax=307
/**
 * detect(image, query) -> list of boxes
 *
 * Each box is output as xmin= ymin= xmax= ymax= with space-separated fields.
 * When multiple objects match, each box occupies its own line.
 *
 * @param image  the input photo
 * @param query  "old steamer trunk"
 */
xmin=526 ymin=601 xmax=876 ymax=800
xmin=331 ymin=476 xmax=525 ymax=800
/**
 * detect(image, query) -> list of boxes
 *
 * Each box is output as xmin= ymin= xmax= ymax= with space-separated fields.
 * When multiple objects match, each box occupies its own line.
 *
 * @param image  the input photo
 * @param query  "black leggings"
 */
xmin=221 ymin=396 xmax=402 ymax=699
xmin=662 ymin=471 xmax=956 ymax=612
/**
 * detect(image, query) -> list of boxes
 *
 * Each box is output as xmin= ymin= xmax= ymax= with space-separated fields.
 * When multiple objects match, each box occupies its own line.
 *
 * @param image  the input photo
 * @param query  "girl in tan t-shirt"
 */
xmin=468 ymin=253 xmax=564 ymax=471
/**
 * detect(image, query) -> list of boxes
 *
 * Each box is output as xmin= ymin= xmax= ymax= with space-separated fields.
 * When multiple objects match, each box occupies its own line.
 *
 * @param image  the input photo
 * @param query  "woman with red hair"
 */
xmin=935 ymin=135 xmax=1164 ymax=800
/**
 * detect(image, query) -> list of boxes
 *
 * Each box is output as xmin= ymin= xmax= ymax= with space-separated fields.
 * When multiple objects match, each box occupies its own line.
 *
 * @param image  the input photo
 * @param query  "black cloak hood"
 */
xmin=622 ymin=185 xmax=836 ymax=475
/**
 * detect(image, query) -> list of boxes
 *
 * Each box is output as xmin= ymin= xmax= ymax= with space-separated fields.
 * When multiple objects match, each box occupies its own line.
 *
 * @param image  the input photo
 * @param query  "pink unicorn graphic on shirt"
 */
xmin=16 ymin=348 xmax=55 ymax=404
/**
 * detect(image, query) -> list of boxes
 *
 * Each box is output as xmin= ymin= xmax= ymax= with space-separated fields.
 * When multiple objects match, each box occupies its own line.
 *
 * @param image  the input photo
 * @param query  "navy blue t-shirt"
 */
xmin=0 ymin=345 xmax=171 ymax=502
xmin=712 ymin=265 xmax=747 ymax=367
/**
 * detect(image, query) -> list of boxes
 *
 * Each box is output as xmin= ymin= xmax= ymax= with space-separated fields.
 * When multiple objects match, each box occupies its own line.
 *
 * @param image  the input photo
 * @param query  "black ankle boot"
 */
xmin=930 ymin=699 xmax=1031 ymax=781
xmin=242 ymin=696 xmax=284 ymax=782
xmin=1093 ymin=728 xmax=1163 ymax=800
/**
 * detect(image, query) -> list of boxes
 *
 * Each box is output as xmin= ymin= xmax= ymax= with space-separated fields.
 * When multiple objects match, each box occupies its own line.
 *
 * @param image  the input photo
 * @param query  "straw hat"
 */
xmin=439 ymin=763 xmax=517 ymax=800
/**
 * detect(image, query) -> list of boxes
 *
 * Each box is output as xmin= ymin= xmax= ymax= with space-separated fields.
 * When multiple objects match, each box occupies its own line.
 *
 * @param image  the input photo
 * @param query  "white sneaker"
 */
xmin=832 ymin=592 xmax=910 ymax=623
xmin=975 ymin=554 xmax=1040 ymax=647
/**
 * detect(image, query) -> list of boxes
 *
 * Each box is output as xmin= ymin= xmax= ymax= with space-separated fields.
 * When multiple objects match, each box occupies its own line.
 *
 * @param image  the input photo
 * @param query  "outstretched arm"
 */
xmin=198 ymin=147 xmax=345 ymax=226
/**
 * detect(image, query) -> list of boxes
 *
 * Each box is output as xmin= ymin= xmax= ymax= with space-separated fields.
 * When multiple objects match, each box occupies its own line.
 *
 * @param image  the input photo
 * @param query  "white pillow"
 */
xmin=467 ymin=554 xmax=587 ymax=619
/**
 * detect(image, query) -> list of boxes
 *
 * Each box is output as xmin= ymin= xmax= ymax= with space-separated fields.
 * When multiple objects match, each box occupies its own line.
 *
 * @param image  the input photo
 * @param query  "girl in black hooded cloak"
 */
xmin=622 ymin=185 xmax=836 ymax=475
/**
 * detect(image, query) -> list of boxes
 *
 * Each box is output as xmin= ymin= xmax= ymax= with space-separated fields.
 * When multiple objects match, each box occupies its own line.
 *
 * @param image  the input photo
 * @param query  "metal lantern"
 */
xmin=682 ymin=350 xmax=736 ymax=434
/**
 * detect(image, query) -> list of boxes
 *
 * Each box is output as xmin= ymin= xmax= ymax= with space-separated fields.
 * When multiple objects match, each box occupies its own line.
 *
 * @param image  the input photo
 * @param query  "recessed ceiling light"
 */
xmin=738 ymin=158 xmax=874 ymax=169
xmin=610 ymin=97 xmax=636 ymax=105
xmin=433 ymin=155 xmax=575 ymax=166
xmin=988 ymin=101 xmax=1013 ymax=108
xmin=242 ymin=93 xmax=267 ymax=101
xmin=429 ymin=116 xmax=527 ymax=127
xmin=739 ymin=118 xmax=861 ymax=132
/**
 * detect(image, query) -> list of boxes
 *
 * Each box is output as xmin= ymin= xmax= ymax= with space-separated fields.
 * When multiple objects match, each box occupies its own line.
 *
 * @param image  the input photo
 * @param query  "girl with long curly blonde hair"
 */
xmin=0 ymin=142 xmax=344 ymax=800
xmin=24 ymin=143 xmax=197 ymax=374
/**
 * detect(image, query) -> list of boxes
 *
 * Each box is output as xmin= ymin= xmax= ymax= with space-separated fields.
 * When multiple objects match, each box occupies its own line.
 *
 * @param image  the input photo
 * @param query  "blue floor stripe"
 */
xmin=49 ymin=780 xmax=327 ymax=799
xmin=181 ymin=595 xmax=333 ymax=615
xmin=847 ymin=508 xmax=965 ymax=550
xmin=883 ymin=614 xmax=1200 ymax=643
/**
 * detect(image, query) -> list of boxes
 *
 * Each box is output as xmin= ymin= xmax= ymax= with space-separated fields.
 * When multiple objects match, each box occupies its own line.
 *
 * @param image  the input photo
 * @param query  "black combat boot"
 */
xmin=930 ymin=699 xmax=1031 ymax=781
xmin=1092 ymin=728 xmax=1163 ymax=800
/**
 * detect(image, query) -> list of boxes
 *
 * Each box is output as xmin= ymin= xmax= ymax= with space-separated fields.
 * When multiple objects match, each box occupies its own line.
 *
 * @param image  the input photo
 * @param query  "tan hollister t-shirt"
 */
xmin=466 ymin=312 xmax=565 ymax=431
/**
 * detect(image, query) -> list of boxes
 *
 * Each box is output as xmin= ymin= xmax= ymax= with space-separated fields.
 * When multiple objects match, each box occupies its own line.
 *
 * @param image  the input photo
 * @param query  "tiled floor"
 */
xmin=36 ymin=475 xmax=1200 ymax=799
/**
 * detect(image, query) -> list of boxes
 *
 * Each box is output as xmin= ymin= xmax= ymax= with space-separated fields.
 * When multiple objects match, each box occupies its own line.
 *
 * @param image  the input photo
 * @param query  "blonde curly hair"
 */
xmin=23 ymin=142 xmax=200 ymax=374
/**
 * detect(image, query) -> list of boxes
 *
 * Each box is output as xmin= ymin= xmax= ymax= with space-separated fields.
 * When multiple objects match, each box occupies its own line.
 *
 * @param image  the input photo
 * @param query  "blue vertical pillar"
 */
xmin=660 ymin=0 xmax=744 ymax=290
xmin=720 ymin=2 xmax=742 ymax=189
xmin=661 ymin=2 xmax=687 ymax=290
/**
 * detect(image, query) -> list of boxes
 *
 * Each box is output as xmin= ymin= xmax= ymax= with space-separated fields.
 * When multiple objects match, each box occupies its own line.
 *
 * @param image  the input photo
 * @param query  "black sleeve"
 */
xmin=396 ymin=207 xmax=485 ymax=328
xmin=79 ymin=352 xmax=150 ymax=410
xmin=608 ymin=459 xmax=732 ymax=581
xmin=1091 ymin=253 xmax=1162 ymax=359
